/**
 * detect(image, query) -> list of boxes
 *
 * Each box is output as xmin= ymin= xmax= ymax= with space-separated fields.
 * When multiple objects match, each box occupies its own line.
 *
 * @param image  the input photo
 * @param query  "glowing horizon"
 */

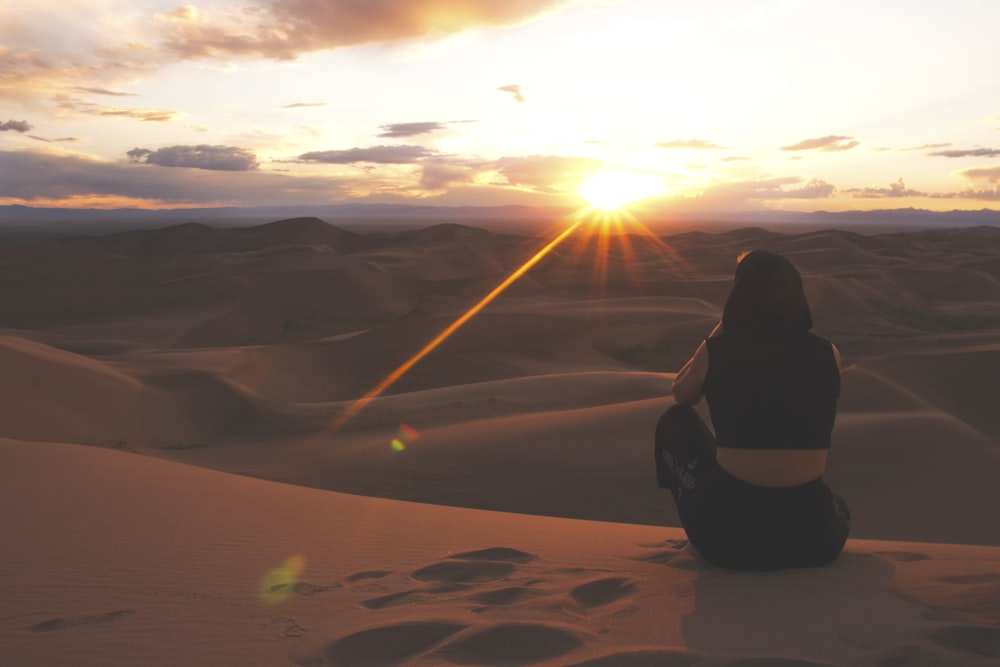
xmin=1 ymin=1 xmax=997 ymax=214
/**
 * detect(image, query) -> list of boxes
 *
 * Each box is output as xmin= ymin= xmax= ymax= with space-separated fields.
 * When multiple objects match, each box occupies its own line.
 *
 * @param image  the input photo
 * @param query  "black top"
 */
xmin=704 ymin=332 xmax=840 ymax=450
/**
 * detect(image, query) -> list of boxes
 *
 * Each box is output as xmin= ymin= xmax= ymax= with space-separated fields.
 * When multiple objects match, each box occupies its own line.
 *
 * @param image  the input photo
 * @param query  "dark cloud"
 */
xmin=378 ymin=122 xmax=446 ymax=138
xmin=846 ymin=178 xmax=926 ymax=198
xmin=498 ymin=84 xmax=528 ymax=103
xmin=73 ymin=86 xmax=134 ymax=96
xmin=781 ymin=135 xmax=859 ymax=152
xmin=28 ymin=135 xmax=80 ymax=143
xmin=282 ymin=102 xmax=326 ymax=108
xmin=0 ymin=149 xmax=354 ymax=205
xmin=0 ymin=119 xmax=32 ymax=132
xmin=299 ymin=145 xmax=436 ymax=164
xmin=158 ymin=1 xmax=570 ymax=60
xmin=655 ymin=139 xmax=728 ymax=150
xmin=929 ymin=148 xmax=1000 ymax=158
xmin=127 ymin=145 xmax=260 ymax=171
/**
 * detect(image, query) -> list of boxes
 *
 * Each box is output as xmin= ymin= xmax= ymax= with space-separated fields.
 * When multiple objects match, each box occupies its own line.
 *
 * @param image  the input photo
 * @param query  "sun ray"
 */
xmin=322 ymin=199 xmax=702 ymax=436
xmin=326 ymin=214 xmax=587 ymax=435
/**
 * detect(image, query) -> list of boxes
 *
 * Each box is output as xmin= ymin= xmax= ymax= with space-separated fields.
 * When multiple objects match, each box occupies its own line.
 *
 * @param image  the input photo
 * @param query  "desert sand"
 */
xmin=1 ymin=218 xmax=999 ymax=666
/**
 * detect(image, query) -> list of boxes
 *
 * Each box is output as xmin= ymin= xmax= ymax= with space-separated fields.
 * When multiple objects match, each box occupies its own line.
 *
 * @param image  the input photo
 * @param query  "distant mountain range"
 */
xmin=0 ymin=203 xmax=998 ymax=242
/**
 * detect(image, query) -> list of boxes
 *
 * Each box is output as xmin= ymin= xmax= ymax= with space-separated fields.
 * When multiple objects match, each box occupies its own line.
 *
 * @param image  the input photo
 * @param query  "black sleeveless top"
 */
xmin=703 ymin=332 xmax=839 ymax=450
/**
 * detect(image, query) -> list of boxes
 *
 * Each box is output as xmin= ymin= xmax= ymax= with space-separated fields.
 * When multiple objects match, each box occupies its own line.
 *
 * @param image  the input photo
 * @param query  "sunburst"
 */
xmin=578 ymin=170 xmax=664 ymax=212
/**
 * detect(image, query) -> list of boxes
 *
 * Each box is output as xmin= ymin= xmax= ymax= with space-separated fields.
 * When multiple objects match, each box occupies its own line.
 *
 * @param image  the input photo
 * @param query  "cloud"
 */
xmin=0 ymin=119 xmax=32 ymax=132
xmin=282 ymin=102 xmax=327 ymax=108
xmin=0 ymin=149 xmax=358 ymax=206
xmin=783 ymin=178 xmax=835 ymax=198
xmin=56 ymin=97 xmax=179 ymax=122
xmin=158 ymin=0 xmax=571 ymax=60
xmin=419 ymin=159 xmax=479 ymax=190
xmin=378 ymin=122 xmax=446 ymax=138
xmin=663 ymin=176 xmax=837 ymax=212
xmin=845 ymin=178 xmax=926 ymax=198
xmin=492 ymin=154 xmax=603 ymax=192
xmin=299 ymin=145 xmax=436 ymax=164
xmin=929 ymin=148 xmax=1000 ymax=158
xmin=28 ymin=135 xmax=80 ymax=143
xmin=127 ymin=145 xmax=260 ymax=171
xmin=498 ymin=84 xmax=528 ymax=103
xmin=841 ymin=170 xmax=1000 ymax=201
xmin=0 ymin=36 xmax=161 ymax=105
xmin=654 ymin=139 xmax=728 ymax=150
xmin=781 ymin=135 xmax=859 ymax=152
xmin=935 ymin=188 xmax=1000 ymax=201
xmin=900 ymin=142 xmax=951 ymax=151
xmin=74 ymin=86 xmax=134 ymax=97
xmin=960 ymin=165 xmax=1000 ymax=183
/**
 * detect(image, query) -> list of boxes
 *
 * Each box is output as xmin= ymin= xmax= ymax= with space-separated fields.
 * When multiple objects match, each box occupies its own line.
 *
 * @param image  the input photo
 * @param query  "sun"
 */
xmin=578 ymin=170 xmax=663 ymax=211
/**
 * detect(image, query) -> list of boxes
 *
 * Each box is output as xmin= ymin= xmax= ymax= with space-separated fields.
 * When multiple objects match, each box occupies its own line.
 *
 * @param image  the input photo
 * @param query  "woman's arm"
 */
xmin=672 ymin=340 xmax=709 ymax=406
xmin=831 ymin=343 xmax=843 ymax=371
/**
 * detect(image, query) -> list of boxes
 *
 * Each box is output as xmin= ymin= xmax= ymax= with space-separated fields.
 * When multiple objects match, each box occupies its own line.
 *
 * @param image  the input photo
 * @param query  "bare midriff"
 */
xmin=716 ymin=447 xmax=828 ymax=488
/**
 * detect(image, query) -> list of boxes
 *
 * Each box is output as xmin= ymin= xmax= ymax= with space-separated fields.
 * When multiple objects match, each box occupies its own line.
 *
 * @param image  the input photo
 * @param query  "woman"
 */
xmin=654 ymin=250 xmax=850 ymax=570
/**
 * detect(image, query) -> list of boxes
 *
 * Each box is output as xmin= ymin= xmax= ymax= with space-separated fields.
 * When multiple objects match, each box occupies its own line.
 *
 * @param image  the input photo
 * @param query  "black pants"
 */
xmin=654 ymin=405 xmax=850 ymax=571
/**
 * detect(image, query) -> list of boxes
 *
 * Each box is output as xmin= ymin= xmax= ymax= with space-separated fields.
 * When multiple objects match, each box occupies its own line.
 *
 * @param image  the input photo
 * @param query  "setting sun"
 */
xmin=578 ymin=170 xmax=664 ymax=211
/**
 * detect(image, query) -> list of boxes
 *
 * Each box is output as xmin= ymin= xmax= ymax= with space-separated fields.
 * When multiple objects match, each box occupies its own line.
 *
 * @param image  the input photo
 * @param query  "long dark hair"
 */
xmin=722 ymin=250 xmax=813 ymax=334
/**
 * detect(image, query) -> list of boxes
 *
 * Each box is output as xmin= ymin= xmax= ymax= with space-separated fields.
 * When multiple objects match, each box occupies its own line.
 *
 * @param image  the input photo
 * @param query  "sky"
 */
xmin=1 ymin=0 xmax=999 ymax=213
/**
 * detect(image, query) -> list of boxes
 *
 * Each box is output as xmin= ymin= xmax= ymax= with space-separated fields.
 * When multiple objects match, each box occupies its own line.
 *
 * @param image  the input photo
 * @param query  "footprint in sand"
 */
xmin=628 ymin=540 xmax=702 ymax=568
xmin=412 ymin=560 xmax=517 ymax=584
xmin=448 ymin=547 xmax=538 ymax=564
xmin=569 ymin=577 xmax=636 ymax=609
xmin=22 ymin=609 xmax=134 ymax=633
xmin=296 ymin=621 xmax=468 ymax=667
xmin=344 ymin=569 xmax=393 ymax=595
xmin=411 ymin=547 xmax=538 ymax=584
xmin=324 ymin=547 xmax=596 ymax=666
xmin=344 ymin=570 xmax=393 ymax=582
xmin=360 ymin=590 xmax=424 ymax=610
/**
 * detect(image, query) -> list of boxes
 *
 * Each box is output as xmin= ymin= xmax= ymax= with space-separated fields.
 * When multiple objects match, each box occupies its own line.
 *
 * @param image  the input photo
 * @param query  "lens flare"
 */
xmin=258 ymin=555 xmax=306 ymax=605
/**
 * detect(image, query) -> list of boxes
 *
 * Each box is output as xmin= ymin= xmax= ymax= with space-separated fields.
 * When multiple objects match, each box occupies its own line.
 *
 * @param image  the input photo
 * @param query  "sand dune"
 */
xmin=3 ymin=438 xmax=999 ymax=667
xmin=2 ymin=220 xmax=998 ymax=665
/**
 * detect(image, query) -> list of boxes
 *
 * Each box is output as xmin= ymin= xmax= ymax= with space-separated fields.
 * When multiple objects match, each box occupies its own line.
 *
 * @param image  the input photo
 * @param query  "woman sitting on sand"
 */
xmin=655 ymin=250 xmax=850 ymax=570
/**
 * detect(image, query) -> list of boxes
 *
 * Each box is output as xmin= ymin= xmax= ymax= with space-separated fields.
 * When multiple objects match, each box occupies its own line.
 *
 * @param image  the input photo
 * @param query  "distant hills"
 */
xmin=0 ymin=203 xmax=998 ymax=243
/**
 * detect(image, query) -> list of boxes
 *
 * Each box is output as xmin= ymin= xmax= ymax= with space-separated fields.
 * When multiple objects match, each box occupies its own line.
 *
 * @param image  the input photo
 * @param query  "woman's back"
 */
xmin=704 ymin=331 xmax=840 ymax=487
